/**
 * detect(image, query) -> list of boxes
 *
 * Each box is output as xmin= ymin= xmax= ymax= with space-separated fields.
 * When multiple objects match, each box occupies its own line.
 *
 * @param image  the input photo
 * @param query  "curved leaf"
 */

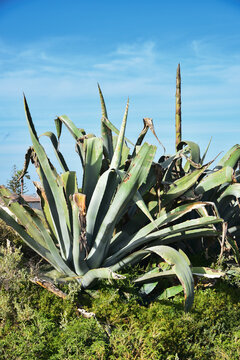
xmin=82 ymin=137 xmax=103 ymax=207
xmin=40 ymin=131 xmax=69 ymax=172
xmin=98 ymin=84 xmax=113 ymax=161
xmin=177 ymin=140 xmax=200 ymax=172
xmin=160 ymin=164 xmax=208 ymax=207
xmin=79 ymin=268 xmax=126 ymax=288
xmin=195 ymin=166 xmax=233 ymax=196
xmin=216 ymin=144 xmax=240 ymax=169
xmin=135 ymin=246 xmax=194 ymax=312
xmin=110 ymin=99 xmax=129 ymax=169
xmin=24 ymin=96 xmax=72 ymax=260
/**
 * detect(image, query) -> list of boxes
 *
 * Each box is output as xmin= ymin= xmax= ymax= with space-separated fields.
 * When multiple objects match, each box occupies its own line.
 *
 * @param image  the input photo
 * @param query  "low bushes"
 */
xmin=0 ymin=243 xmax=239 ymax=360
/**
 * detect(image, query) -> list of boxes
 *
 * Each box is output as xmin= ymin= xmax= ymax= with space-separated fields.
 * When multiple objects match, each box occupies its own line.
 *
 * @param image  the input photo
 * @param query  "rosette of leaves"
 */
xmin=0 ymin=89 xmax=223 ymax=311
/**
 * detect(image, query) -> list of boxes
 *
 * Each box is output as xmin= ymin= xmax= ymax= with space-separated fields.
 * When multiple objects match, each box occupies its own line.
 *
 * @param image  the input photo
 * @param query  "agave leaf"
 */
xmin=158 ymin=285 xmax=183 ymax=300
xmin=108 ymin=201 xmax=216 ymax=256
xmin=135 ymin=269 xmax=176 ymax=283
xmin=217 ymin=183 xmax=240 ymax=203
xmin=54 ymin=117 xmax=62 ymax=141
xmin=79 ymin=268 xmax=126 ymax=288
xmin=216 ymin=144 xmax=240 ymax=169
xmin=140 ymin=281 xmax=159 ymax=296
xmin=137 ymin=266 xmax=225 ymax=281
xmin=195 ymin=166 xmax=234 ymax=196
xmin=161 ymin=148 xmax=193 ymax=184
xmin=0 ymin=207 xmax=67 ymax=273
xmin=226 ymin=236 xmax=240 ymax=264
xmin=133 ymin=118 xmax=150 ymax=151
xmin=22 ymin=205 xmax=74 ymax=276
xmin=33 ymin=180 xmax=58 ymax=241
xmin=98 ymin=84 xmax=114 ymax=161
xmin=138 ymin=165 xmax=157 ymax=197
xmin=110 ymin=99 xmax=129 ymax=169
xmin=177 ymin=140 xmax=200 ymax=172
xmin=191 ymin=267 xmax=225 ymax=278
xmin=139 ymin=267 xmax=159 ymax=295
xmin=82 ymin=137 xmax=103 ymax=207
xmin=160 ymin=164 xmax=209 ymax=207
xmin=61 ymin=171 xmax=78 ymax=233
xmin=135 ymin=246 xmax=194 ymax=312
xmin=0 ymin=187 xmax=75 ymax=276
xmin=87 ymin=143 xmax=156 ymax=268
xmin=178 ymin=249 xmax=191 ymax=265
xmin=40 ymin=131 xmax=69 ymax=172
xmin=86 ymin=168 xmax=120 ymax=249
xmin=57 ymin=115 xmax=84 ymax=140
xmin=71 ymin=194 xmax=90 ymax=275
xmin=112 ymin=136 xmax=130 ymax=169
xmin=24 ymin=96 xmax=72 ymax=260
xmin=133 ymin=191 xmax=156 ymax=224
xmin=149 ymin=227 xmax=220 ymax=246
xmin=105 ymin=215 xmax=222 ymax=267
xmin=133 ymin=216 xmax=222 ymax=248
xmin=110 ymin=249 xmax=149 ymax=272
xmin=57 ymin=114 xmax=86 ymax=166
xmin=159 ymin=146 xmax=190 ymax=170
xmin=0 ymin=186 xmax=48 ymax=249
xmin=102 ymin=116 xmax=134 ymax=146
xmin=133 ymin=118 xmax=165 ymax=156
xmin=61 ymin=171 xmax=78 ymax=199
xmin=201 ymin=137 xmax=212 ymax=165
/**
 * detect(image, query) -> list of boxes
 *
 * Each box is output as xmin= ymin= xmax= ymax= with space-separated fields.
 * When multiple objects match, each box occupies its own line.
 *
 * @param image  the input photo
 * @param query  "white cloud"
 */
xmin=1 ymin=35 xmax=240 ymax=188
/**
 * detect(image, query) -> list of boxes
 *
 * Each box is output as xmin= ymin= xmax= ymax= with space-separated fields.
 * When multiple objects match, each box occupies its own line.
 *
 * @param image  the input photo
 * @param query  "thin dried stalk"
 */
xmin=175 ymin=63 xmax=182 ymax=150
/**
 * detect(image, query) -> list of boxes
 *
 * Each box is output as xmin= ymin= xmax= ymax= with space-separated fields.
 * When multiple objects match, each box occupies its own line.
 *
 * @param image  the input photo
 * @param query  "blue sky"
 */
xmin=0 ymin=0 xmax=240 ymax=193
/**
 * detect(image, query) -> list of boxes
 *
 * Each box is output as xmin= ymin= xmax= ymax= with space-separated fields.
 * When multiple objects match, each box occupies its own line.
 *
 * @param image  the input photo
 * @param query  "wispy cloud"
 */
xmin=0 ymin=35 xmax=239 ymax=116
xmin=1 ymin=35 xmax=240 ymax=189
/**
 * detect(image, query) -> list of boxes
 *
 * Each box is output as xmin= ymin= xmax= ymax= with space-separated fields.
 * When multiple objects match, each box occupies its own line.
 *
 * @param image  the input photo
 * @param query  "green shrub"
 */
xmin=51 ymin=318 xmax=109 ymax=360
xmin=0 ymin=219 xmax=23 ymax=247
xmin=0 ymin=242 xmax=239 ymax=360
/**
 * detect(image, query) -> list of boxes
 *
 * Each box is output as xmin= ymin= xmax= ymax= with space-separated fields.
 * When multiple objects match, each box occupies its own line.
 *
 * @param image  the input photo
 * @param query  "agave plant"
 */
xmin=0 ymin=87 xmax=224 ymax=311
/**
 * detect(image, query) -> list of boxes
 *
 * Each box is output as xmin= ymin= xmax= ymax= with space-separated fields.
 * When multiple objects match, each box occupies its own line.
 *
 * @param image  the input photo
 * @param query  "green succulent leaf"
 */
xmin=105 ymin=215 xmax=222 ymax=268
xmin=177 ymin=140 xmax=201 ymax=172
xmin=82 ymin=137 xmax=103 ymax=207
xmin=98 ymin=84 xmax=114 ymax=161
xmin=158 ymin=285 xmax=183 ymax=300
xmin=101 ymin=117 xmax=134 ymax=146
xmin=191 ymin=267 xmax=225 ymax=278
xmin=216 ymin=144 xmax=240 ymax=169
xmin=160 ymin=164 xmax=209 ymax=207
xmin=108 ymin=201 xmax=218 ymax=257
xmin=86 ymin=168 xmax=120 ymax=249
xmin=195 ymin=166 xmax=233 ymax=196
xmin=134 ymin=245 xmax=194 ymax=312
xmin=201 ymin=137 xmax=212 ymax=164
xmin=24 ymin=95 xmax=73 ymax=260
xmin=40 ymin=131 xmax=69 ymax=172
xmin=110 ymin=99 xmax=129 ymax=170
xmin=79 ymin=268 xmax=126 ymax=288
xmin=217 ymin=183 xmax=240 ymax=203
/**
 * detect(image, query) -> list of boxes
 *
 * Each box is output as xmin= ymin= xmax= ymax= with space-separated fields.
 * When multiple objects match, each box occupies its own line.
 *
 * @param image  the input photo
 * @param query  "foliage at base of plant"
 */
xmin=1 ymin=244 xmax=239 ymax=360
